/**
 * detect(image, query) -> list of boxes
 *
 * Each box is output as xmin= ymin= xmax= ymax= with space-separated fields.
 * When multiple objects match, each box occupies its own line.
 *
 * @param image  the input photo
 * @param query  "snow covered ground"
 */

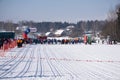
xmin=0 ymin=44 xmax=120 ymax=80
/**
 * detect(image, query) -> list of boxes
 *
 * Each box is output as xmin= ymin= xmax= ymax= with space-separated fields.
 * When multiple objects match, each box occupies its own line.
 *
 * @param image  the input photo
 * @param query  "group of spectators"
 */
xmin=25 ymin=38 xmax=84 ymax=44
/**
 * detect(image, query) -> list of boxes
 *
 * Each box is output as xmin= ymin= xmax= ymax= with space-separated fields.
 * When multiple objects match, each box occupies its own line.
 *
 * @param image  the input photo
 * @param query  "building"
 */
xmin=54 ymin=29 xmax=65 ymax=37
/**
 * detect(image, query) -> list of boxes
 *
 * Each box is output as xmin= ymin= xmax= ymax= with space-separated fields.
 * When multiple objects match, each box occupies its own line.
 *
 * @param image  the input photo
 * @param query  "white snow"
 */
xmin=54 ymin=29 xmax=64 ymax=35
xmin=0 ymin=44 xmax=120 ymax=80
xmin=45 ymin=32 xmax=51 ymax=36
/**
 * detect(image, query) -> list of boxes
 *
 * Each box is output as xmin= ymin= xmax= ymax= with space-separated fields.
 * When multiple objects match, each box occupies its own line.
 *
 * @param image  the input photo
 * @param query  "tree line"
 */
xmin=0 ymin=20 xmax=105 ymax=37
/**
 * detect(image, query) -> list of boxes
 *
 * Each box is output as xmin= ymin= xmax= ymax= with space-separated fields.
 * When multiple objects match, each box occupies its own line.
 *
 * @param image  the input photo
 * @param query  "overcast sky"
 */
xmin=0 ymin=0 xmax=119 ymax=23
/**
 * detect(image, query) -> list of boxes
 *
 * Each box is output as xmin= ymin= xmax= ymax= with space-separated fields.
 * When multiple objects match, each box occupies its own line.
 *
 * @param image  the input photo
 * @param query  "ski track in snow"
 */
xmin=0 ymin=44 xmax=120 ymax=80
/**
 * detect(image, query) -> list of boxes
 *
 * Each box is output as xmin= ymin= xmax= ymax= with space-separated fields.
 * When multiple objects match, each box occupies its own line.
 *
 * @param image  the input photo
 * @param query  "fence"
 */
xmin=0 ymin=40 xmax=17 ymax=57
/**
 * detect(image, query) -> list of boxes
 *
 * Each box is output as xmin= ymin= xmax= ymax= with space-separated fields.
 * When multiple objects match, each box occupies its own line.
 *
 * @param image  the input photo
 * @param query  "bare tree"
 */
xmin=101 ymin=3 xmax=120 ymax=42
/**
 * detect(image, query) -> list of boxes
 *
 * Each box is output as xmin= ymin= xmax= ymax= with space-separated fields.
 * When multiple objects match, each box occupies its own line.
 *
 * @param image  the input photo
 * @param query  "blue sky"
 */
xmin=0 ymin=0 xmax=119 ymax=23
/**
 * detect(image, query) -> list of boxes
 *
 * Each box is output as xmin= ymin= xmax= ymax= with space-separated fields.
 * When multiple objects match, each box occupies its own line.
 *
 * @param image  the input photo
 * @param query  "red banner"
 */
xmin=22 ymin=33 xmax=28 ymax=39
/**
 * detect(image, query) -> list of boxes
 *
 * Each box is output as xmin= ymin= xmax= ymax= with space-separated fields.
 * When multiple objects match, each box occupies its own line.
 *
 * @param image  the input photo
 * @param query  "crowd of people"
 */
xmin=16 ymin=38 xmax=85 ymax=47
xmin=1 ymin=37 xmax=118 ymax=49
xmin=33 ymin=38 xmax=84 ymax=44
xmin=17 ymin=37 xmax=93 ymax=45
xmin=19 ymin=38 xmax=117 ymax=45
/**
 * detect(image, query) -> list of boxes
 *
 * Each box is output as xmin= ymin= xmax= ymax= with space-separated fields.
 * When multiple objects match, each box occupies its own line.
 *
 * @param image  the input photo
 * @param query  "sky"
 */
xmin=0 ymin=0 xmax=120 ymax=23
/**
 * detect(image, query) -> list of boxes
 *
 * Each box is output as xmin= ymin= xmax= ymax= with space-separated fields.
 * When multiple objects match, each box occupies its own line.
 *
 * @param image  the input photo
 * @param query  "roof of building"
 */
xmin=45 ymin=32 xmax=51 ymax=36
xmin=54 ymin=29 xmax=64 ymax=35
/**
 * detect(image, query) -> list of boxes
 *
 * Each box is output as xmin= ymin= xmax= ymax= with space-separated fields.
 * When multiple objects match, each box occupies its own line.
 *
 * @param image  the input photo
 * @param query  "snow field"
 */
xmin=0 ymin=44 xmax=120 ymax=80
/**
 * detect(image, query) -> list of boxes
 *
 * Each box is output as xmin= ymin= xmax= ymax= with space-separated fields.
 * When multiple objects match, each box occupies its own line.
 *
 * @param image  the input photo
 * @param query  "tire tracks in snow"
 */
xmin=14 ymin=45 xmax=34 ymax=78
xmin=42 ymin=45 xmax=61 ymax=77
xmin=34 ymin=45 xmax=43 ymax=77
xmin=0 ymin=45 xmax=31 ymax=79
xmin=73 ymin=45 xmax=120 ymax=79
xmin=0 ymin=47 xmax=26 ymax=71
xmin=47 ymin=45 xmax=80 ymax=80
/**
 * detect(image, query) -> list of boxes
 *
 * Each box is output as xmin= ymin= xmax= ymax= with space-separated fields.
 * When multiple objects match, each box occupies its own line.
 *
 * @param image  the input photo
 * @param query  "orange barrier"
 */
xmin=0 ymin=40 xmax=17 ymax=57
xmin=3 ymin=43 xmax=8 ymax=51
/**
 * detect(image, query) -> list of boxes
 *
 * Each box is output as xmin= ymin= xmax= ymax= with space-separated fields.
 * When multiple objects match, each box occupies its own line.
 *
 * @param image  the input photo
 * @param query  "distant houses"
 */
xmin=45 ymin=29 xmax=65 ymax=37
xmin=44 ymin=25 xmax=98 ymax=38
xmin=45 ymin=25 xmax=75 ymax=37
xmin=54 ymin=29 xmax=65 ymax=37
